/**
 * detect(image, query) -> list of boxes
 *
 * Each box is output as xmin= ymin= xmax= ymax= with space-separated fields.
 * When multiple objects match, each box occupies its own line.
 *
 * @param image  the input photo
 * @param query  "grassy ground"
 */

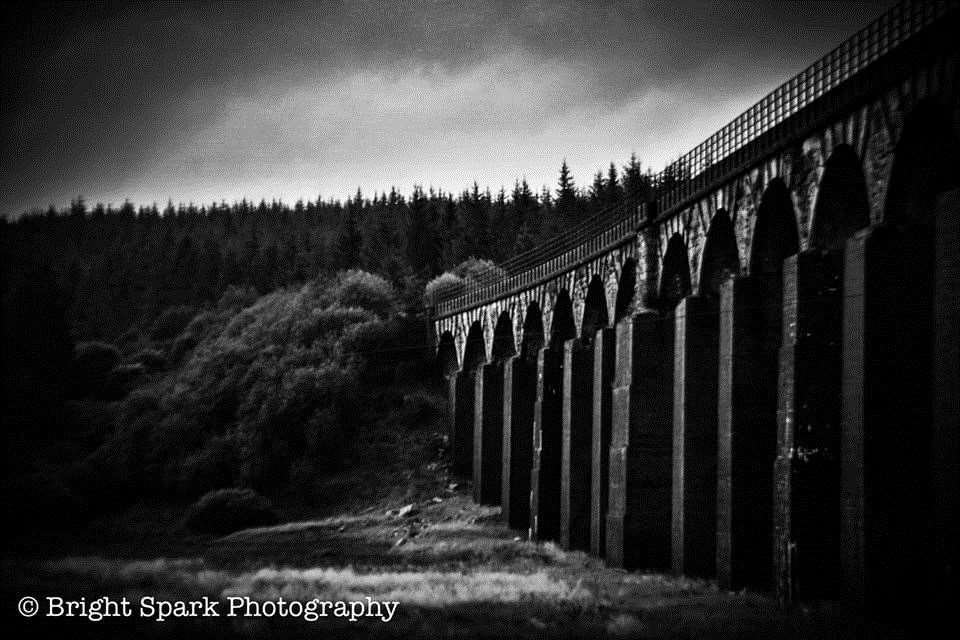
xmin=3 ymin=389 xmax=863 ymax=638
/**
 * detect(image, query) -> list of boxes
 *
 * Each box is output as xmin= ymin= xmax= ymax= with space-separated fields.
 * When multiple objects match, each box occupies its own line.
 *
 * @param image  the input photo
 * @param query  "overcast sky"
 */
xmin=1 ymin=0 xmax=895 ymax=216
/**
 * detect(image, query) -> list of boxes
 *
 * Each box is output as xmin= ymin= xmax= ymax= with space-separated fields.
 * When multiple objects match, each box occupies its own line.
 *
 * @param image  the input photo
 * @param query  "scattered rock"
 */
xmin=397 ymin=504 xmax=418 ymax=518
xmin=431 ymin=496 xmax=443 ymax=503
xmin=393 ymin=536 xmax=408 ymax=548
xmin=529 ymin=617 xmax=546 ymax=629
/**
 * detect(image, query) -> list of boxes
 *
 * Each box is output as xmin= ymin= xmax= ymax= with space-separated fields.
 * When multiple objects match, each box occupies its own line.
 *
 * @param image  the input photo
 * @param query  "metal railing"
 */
xmin=433 ymin=0 xmax=956 ymax=318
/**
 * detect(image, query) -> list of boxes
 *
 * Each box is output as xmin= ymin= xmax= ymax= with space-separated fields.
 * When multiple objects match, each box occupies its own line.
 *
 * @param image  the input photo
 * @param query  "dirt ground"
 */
xmin=1 ymin=404 xmax=887 ymax=639
xmin=5 ymin=479 xmax=872 ymax=639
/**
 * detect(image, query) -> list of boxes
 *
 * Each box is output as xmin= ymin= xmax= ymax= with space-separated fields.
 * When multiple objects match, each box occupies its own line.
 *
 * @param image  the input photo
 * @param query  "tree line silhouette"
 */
xmin=2 ymin=156 xmax=651 ymax=342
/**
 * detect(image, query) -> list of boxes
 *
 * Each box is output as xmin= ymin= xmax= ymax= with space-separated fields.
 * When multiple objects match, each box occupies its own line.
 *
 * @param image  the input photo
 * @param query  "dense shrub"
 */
xmin=424 ymin=258 xmax=506 ymax=307
xmin=150 ymin=305 xmax=196 ymax=341
xmin=72 ymin=341 xmax=121 ymax=397
xmin=184 ymin=488 xmax=279 ymax=534
xmin=332 ymin=270 xmax=397 ymax=317
xmin=423 ymin=272 xmax=463 ymax=307
xmin=73 ymin=270 xmax=427 ymax=505
xmin=451 ymin=257 xmax=505 ymax=281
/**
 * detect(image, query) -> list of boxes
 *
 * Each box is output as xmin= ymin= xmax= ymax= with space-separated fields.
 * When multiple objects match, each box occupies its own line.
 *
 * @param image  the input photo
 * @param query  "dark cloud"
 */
xmin=1 ymin=0 xmax=895 ymax=215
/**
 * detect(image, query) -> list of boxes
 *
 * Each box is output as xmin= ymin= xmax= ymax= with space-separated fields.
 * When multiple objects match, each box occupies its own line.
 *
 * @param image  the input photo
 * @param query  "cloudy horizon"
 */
xmin=1 ymin=0 xmax=895 ymax=216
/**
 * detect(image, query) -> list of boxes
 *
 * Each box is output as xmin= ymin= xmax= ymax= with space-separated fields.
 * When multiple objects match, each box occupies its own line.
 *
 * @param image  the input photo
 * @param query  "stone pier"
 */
xmin=717 ymin=276 xmax=775 ymax=591
xmin=501 ymin=355 xmax=535 ymax=531
xmin=560 ymin=338 xmax=593 ymax=551
xmin=591 ymin=327 xmax=616 ymax=557
xmin=606 ymin=312 xmax=673 ymax=569
xmin=473 ymin=361 xmax=504 ymax=505
xmin=671 ymin=295 xmax=719 ymax=578
xmin=773 ymin=251 xmax=843 ymax=603
xmin=530 ymin=346 xmax=565 ymax=540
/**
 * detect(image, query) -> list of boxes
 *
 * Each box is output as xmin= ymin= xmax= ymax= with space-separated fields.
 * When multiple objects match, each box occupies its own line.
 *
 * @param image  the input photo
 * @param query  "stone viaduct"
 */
xmin=430 ymin=1 xmax=958 ymax=619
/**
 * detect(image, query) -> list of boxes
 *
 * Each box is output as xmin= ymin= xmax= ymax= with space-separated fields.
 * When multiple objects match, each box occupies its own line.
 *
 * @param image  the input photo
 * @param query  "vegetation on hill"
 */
xmin=6 ymin=270 xmax=440 ymax=531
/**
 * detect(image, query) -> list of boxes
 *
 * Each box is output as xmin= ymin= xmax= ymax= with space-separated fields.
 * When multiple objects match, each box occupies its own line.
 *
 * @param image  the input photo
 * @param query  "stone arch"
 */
xmin=810 ymin=144 xmax=871 ymax=251
xmin=549 ymin=289 xmax=576 ymax=350
xmin=659 ymin=233 xmax=692 ymax=312
xmin=520 ymin=302 xmax=545 ymax=362
xmin=437 ymin=331 xmax=459 ymax=376
xmin=492 ymin=311 xmax=517 ymax=361
xmin=699 ymin=208 xmax=740 ymax=299
xmin=614 ymin=258 xmax=638 ymax=322
xmin=463 ymin=321 xmax=487 ymax=372
xmin=749 ymin=178 xmax=800 ymax=280
xmin=580 ymin=275 xmax=609 ymax=344
xmin=885 ymin=100 xmax=960 ymax=226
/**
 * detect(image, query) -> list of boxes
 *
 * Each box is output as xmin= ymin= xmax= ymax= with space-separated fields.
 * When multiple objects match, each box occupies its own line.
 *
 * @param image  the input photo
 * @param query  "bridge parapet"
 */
xmin=431 ymin=0 xmax=957 ymax=321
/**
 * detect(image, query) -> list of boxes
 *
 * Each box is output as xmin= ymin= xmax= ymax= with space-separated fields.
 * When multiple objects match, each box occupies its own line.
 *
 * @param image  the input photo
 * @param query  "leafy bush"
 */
xmin=424 ymin=272 xmax=464 ymax=307
xmin=332 ymin=270 xmax=397 ymax=317
xmin=72 ymin=341 xmax=121 ymax=397
xmin=424 ymin=258 xmax=506 ymax=307
xmin=150 ymin=305 xmax=196 ymax=341
xmin=184 ymin=488 xmax=278 ymax=535
xmin=76 ymin=270 xmax=421 ymax=505
xmin=452 ymin=257 xmax=505 ymax=281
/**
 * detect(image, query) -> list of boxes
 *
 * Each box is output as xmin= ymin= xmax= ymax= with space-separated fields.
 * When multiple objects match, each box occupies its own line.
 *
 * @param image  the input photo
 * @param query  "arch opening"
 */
xmin=750 ymin=178 xmax=800 ymax=281
xmin=885 ymin=101 xmax=960 ymax=227
xmin=581 ymin=275 xmax=610 ymax=344
xmin=614 ymin=258 xmax=637 ymax=322
xmin=659 ymin=233 xmax=692 ymax=312
xmin=462 ymin=321 xmax=487 ymax=372
xmin=520 ymin=303 xmax=545 ymax=362
xmin=437 ymin=331 xmax=459 ymax=377
xmin=699 ymin=209 xmax=740 ymax=300
xmin=549 ymin=290 xmax=576 ymax=350
xmin=810 ymin=145 xmax=871 ymax=251
xmin=492 ymin=312 xmax=517 ymax=361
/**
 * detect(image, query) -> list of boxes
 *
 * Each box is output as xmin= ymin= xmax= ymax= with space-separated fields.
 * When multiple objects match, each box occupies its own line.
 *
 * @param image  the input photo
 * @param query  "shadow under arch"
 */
xmin=492 ymin=311 xmax=516 ymax=361
xmin=699 ymin=209 xmax=740 ymax=300
xmin=436 ymin=331 xmax=459 ymax=377
xmin=659 ymin=233 xmax=691 ymax=313
xmin=463 ymin=321 xmax=487 ymax=372
xmin=581 ymin=275 xmax=609 ymax=344
xmin=549 ymin=290 xmax=576 ymax=350
xmin=614 ymin=258 xmax=638 ymax=322
xmin=721 ymin=176 xmax=798 ymax=592
xmin=810 ymin=144 xmax=870 ymax=251
xmin=885 ymin=100 xmax=960 ymax=226
xmin=502 ymin=301 xmax=543 ymax=530
xmin=520 ymin=302 xmax=545 ymax=361
xmin=843 ymin=98 xmax=959 ymax=616
xmin=750 ymin=178 xmax=800 ymax=280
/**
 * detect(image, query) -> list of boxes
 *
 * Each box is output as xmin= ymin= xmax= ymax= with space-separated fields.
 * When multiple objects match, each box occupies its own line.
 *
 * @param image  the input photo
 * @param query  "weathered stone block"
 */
xmin=606 ymin=312 xmax=673 ymax=569
xmin=502 ymin=355 xmax=535 ymax=531
xmin=932 ymin=189 xmax=960 ymax=611
xmin=473 ymin=361 xmax=504 ymax=505
xmin=717 ymin=276 xmax=775 ymax=591
xmin=560 ymin=338 xmax=593 ymax=551
xmin=773 ymin=250 xmax=842 ymax=604
xmin=452 ymin=369 xmax=476 ymax=477
xmin=841 ymin=223 xmax=934 ymax=616
xmin=672 ymin=295 xmax=719 ymax=578
xmin=530 ymin=346 xmax=564 ymax=541
xmin=591 ymin=327 xmax=616 ymax=557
